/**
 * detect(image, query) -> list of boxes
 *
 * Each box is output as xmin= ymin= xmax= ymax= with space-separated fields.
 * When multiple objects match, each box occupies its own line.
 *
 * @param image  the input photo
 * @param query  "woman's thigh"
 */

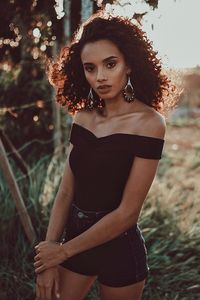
xmin=56 ymin=265 xmax=97 ymax=300
xmin=99 ymin=279 xmax=146 ymax=300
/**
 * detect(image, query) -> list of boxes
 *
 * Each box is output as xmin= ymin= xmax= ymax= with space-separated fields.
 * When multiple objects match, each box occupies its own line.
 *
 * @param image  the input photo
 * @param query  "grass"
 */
xmin=1 ymin=118 xmax=200 ymax=299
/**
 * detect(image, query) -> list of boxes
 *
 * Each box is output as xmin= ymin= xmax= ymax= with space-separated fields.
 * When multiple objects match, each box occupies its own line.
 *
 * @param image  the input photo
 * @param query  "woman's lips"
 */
xmin=97 ymin=85 xmax=112 ymax=93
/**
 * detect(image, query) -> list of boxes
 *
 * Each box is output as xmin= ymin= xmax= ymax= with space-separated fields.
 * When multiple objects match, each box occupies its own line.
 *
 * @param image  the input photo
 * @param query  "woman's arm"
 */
xmin=34 ymin=143 xmax=75 ymax=298
xmin=44 ymin=142 xmax=75 ymax=242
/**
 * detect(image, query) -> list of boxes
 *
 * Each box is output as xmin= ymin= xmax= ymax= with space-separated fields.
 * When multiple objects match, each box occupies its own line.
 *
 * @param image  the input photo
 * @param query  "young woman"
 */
xmin=34 ymin=11 xmax=177 ymax=300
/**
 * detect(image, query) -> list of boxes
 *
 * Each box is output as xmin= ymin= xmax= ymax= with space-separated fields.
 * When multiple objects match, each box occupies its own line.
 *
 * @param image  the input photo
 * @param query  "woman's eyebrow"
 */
xmin=83 ymin=56 xmax=118 ymax=65
xmin=103 ymin=56 xmax=118 ymax=62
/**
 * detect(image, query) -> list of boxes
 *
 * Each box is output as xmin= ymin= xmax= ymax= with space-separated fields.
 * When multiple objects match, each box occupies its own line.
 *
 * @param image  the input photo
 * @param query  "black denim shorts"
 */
xmin=60 ymin=202 xmax=149 ymax=287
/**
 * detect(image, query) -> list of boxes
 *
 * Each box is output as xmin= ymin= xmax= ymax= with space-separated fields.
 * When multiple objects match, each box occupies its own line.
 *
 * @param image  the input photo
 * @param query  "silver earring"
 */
xmin=86 ymin=88 xmax=105 ymax=111
xmin=122 ymin=76 xmax=136 ymax=103
xmin=87 ymin=88 xmax=94 ymax=109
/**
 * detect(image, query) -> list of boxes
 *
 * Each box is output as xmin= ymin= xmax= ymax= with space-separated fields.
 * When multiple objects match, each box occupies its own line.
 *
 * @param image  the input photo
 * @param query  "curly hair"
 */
xmin=47 ymin=11 xmax=178 ymax=116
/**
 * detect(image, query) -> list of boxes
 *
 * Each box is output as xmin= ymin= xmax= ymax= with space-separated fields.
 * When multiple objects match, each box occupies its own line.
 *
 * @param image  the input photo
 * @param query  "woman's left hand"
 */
xmin=34 ymin=241 xmax=67 ymax=274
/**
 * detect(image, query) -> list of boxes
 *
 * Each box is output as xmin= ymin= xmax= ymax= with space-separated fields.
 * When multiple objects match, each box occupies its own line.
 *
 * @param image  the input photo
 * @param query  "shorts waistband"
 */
xmin=69 ymin=202 xmax=139 ymax=236
xmin=71 ymin=202 xmax=112 ymax=219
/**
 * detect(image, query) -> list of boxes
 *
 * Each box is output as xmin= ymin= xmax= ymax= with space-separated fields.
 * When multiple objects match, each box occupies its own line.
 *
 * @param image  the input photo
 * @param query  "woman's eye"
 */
xmin=84 ymin=66 xmax=94 ymax=72
xmin=107 ymin=61 xmax=116 ymax=69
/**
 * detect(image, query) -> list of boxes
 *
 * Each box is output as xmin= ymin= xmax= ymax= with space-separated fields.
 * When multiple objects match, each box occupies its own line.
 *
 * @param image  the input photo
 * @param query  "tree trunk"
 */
xmin=39 ymin=0 xmax=72 ymax=208
xmin=0 ymin=130 xmax=29 ymax=176
xmin=51 ymin=41 xmax=62 ymax=150
xmin=0 ymin=138 xmax=36 ymax=243
xmin=81 ymin=0 xmax=93 ymax=22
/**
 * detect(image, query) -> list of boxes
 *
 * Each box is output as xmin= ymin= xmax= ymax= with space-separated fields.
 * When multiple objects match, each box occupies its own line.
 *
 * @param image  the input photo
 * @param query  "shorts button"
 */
xmin=78 ymin=212 xmax=84 ymax=218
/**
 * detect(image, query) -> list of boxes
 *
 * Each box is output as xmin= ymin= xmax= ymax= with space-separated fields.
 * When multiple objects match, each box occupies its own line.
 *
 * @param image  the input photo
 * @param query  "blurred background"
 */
xmin=0 ymin=0 xmax=200 ymax=299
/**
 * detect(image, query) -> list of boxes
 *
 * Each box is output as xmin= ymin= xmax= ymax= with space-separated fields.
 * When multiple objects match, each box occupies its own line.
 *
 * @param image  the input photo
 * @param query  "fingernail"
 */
xmin=56 ymin=293 xmax=60 ymax=298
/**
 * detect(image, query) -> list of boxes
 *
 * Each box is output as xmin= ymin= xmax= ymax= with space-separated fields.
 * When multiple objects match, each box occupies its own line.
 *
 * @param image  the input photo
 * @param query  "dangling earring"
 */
xmin=87 ymin=88 xmax=94 ymax=109
xmin=86 ymin=88 xmax=105 ymax=111
xmin=122 ymin=76 xmax=136 ymax=103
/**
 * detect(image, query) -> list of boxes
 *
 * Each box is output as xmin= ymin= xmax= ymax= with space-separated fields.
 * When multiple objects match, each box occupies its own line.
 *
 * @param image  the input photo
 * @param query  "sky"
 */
xmin=107 ymin=0 xmax=200 ymax=69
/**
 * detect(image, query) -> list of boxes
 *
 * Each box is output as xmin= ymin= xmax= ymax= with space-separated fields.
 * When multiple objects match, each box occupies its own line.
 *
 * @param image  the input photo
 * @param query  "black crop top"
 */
xmin=68 ymin=123 xmax=165 ymax=211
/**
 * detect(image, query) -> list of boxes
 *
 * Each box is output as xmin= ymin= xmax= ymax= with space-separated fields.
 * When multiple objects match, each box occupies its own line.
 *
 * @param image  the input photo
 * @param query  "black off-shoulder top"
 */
xmin=68 ymin=123 xmax=165 ymax=211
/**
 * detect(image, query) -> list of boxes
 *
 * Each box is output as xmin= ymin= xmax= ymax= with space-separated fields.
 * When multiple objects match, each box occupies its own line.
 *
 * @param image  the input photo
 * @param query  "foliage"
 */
xmin=0 ymin=154 xmax=51 ymax=300
xmin=0 ymin=0 xmax=63 ymax=154
xmin=98 ymin=0 xmax=159 ymax=9
xmin=0 ymin=63 xmax=54 ymax=155
xmin=0 ymin=0 xmax=63 ymax=62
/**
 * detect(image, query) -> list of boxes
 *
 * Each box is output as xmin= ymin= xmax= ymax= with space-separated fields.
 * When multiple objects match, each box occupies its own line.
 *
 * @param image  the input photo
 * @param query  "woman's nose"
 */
xmin=96 ymin=68 xmax=107 ymax=81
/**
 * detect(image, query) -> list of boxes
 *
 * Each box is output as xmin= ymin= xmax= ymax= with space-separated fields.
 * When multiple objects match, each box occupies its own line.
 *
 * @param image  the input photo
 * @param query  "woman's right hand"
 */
xmin=36 ymin=266 xmax=60 ymax=300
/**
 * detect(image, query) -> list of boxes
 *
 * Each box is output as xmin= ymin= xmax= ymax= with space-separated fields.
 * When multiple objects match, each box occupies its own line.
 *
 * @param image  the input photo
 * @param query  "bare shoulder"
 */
xmin=139 ymin=108 xmax=166 ymax=139
xmin=72 ymin=109 xmax=94 ymax=126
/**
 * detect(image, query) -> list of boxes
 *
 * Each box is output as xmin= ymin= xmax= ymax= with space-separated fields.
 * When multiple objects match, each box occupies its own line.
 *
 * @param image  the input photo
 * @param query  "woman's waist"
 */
xmin=73 ymin=193 xmax=121 ymax=212
xmin=71 ymin=202 xmax=113 ymax=220
xmin=65 ymin=201 xmax=139 ymax=240
xmin=65 ymin=202 xmax=113 ymax=238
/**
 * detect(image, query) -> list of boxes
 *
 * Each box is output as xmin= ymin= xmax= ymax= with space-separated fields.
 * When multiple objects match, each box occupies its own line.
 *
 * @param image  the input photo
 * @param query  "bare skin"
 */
xmin=35 ymin=39 xmax=166 ymax=300
xmin=99 ymin=279 xmax=145 ymax=300
xmin=78 ymin=98 xmax=162 ymax=138
xmin=43 ymin=266 xmax=145 ymax=300
xmin=52 ymin=266 xmax=97 ymax=300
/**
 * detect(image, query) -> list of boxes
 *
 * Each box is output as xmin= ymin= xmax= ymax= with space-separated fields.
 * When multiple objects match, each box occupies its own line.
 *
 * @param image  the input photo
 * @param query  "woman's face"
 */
xmin=80 ymin=39 xmax=131 ymax=101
